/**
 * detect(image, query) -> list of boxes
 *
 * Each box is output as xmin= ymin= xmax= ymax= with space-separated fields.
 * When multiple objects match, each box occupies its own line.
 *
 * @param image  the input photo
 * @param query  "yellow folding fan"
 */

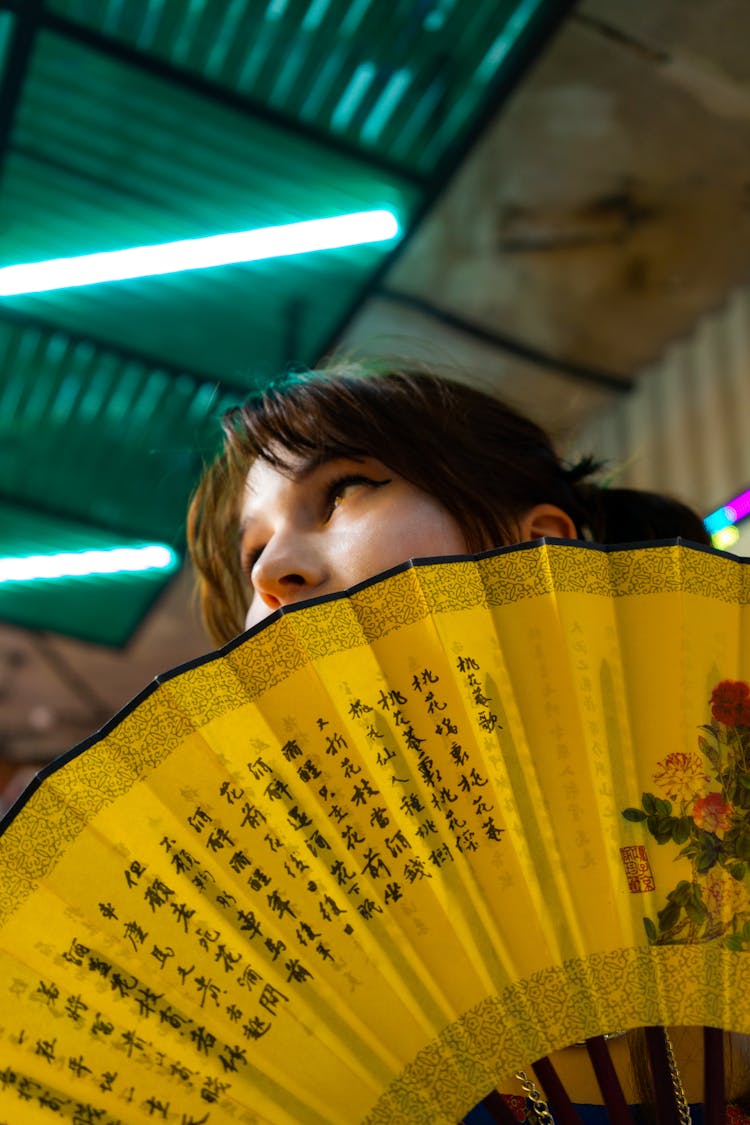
xmin=1 ymin=539 xmax=749 ymax=1124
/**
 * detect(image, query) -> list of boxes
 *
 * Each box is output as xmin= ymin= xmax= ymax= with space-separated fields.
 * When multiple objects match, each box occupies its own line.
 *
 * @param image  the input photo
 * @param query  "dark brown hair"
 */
xmin=188 ymin=362 xmax=710 ymax=645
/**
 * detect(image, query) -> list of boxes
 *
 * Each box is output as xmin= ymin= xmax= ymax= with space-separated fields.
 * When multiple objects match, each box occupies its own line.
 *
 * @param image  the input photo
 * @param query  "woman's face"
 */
xmin=240 ymin=453 xmax=468 ymax=629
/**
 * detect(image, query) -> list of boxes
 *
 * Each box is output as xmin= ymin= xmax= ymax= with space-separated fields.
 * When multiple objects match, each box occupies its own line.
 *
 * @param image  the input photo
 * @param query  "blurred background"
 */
xmin=2 ymin=0 xmax=750 ymax=809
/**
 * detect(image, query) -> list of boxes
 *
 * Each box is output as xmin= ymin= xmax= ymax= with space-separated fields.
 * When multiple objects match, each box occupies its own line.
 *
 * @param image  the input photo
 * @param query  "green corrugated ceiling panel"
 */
xmin=0 ymin=7 xmax=12 ymax=72
xmin=0 ymin=500 xmax=179 ymax=646
xmin=1 ymin=29 xmax=415 ymax=381
xmin=0 ymin=315 xmax=239 ymax=543
xmin=47 ymin=0 xmax=547 ymax=175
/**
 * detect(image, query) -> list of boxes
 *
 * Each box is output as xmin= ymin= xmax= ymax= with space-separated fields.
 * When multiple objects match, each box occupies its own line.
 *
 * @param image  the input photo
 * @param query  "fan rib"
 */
xmin=532 ymin=1055 xmax=585 ymax=1124
xmin=585 ymin=1035 xmax=633 ymax=1123
xmin=704 ymin=1026 xmax=726 ymax=1125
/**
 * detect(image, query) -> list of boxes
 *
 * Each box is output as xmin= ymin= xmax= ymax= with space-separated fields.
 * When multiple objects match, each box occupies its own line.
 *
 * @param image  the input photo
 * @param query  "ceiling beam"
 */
xmin=41 ymin=9 xmax=427 ymax=190
xmin=573 ymin=11 xmax=669 ymax=65
xmin=377 ymin=288 xmax=631 ymax=392
xmin=0 ymin=0 xmax=45 ymax=186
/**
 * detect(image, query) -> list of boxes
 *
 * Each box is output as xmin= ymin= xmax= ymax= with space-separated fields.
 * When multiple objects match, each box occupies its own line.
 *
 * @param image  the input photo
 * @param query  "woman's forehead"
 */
xmin=246 ymin=447 xmax=308 ymax=485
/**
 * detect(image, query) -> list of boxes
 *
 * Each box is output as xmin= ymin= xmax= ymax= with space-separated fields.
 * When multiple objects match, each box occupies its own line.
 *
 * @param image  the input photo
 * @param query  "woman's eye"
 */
xmin=326 ymin=474 xmax=389 ymax=515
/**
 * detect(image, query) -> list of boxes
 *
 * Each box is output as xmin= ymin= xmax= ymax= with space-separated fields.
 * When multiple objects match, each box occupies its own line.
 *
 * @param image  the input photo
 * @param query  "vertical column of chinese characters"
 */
xmin=453 ymin=656 xmax=506 ymax=848
xmin=317 ymin=705 xmax=408 ymax=923
xmin=242 ymin=729 xmax=365 ymax=991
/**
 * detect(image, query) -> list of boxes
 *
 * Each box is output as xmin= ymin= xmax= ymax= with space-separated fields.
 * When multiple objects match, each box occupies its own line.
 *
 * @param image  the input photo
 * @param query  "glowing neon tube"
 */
xmin=0 ymin=545 xmax=178 ymax=583
xmin=0 ymin=210 xmax=400 ymax=296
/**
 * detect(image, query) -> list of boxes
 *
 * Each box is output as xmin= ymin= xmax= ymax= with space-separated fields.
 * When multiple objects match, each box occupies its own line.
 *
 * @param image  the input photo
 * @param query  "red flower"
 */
xmin=709 ymin=680 xmax=750 ymax=726
xmin=692 ymin=792 xmax=733 ymax=833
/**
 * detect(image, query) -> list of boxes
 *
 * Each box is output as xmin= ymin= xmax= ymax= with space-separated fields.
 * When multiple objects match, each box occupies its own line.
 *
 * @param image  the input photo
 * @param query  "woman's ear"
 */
xmin=516 ymin=504 xmax=578 ymax=542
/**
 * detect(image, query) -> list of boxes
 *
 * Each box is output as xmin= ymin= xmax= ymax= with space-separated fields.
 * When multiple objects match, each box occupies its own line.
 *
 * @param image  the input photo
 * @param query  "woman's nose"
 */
xmin=249 ymin=534 xmax=327 ymax=617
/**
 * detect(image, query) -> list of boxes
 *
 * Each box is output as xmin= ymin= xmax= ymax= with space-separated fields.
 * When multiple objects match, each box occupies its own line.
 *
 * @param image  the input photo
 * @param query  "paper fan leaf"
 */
xmin=1 ymin=540 xmax=749 ymax=1124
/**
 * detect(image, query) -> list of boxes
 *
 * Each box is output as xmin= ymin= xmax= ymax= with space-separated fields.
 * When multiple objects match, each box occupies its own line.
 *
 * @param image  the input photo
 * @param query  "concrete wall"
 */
xmin=572 ymin=286 xmax=750 ymax=551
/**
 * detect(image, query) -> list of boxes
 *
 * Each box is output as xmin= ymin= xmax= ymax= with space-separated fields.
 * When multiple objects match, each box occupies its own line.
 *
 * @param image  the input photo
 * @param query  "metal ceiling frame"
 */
xmin=0 ymin=0 xmax=427 ymax=187
xmin=377 ymin=287 xmax=632 ymax=392
xmin=0 ymin=0 xmax=591 ymax=391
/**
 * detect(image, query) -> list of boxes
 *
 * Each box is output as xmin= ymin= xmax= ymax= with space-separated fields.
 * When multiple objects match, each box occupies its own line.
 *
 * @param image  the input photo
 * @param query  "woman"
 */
xmin=189 ymin=361 xmax=708 ymax=645
xmin=188 ymin=361 xmax=745 ymax=1122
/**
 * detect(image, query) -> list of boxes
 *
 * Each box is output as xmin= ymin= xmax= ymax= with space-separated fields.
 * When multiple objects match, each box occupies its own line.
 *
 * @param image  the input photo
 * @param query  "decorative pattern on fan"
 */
xmin=0 ymin=540 xmax=748 ymax=1125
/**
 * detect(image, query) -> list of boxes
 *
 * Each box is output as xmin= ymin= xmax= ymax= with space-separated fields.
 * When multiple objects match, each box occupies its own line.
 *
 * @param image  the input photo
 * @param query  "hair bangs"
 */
xmin=224 ymin=375 xmax=376 ymax=474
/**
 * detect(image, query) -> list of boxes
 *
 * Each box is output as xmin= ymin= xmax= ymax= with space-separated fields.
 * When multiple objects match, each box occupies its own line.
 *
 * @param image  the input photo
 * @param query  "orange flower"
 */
xmin=653 ymin=752 xmax=709 ymax=804
xmin=692 ymin=792 xmax=733 ymax=834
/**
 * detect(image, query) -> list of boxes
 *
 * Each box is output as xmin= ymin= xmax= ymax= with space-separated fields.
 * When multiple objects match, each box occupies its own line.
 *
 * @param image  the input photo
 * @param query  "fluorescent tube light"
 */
xmin=0 ymin=210 xmax=400 ymax=296
xmin=705 ymin=488 xmax=750 ymax=535
xmin=0 ymin=545 xmax=178 ymax=583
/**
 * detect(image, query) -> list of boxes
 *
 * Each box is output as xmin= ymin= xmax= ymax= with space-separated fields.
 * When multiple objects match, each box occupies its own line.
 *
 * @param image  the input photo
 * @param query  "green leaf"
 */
xmin=652 ymin=820 xmax=675 ymax=845
xmin=672 ymin=818 xmax=692 ymax=845
xmin=642 ymin=792 xmax=658 ymax=815
xmin=693 ymin=832 xmax=721 ymax=874
xmin=690 ymin=882 xmax=707 ymax=907
xmin=733 ymin=828 xmax=750 ymax=862
xmin=696 ymin=851 xmax=719 ymax=875
xmin=643 ymin=917 xmax=657 ymax=944
xmin=685 ymin=899 xmax=708 ymax=925
xmin=671 ymin=881 xmax=692 ymax=905
xmin=726 ymin=934 xmax=744 ymax=952
xmin=729 ymin=862 xmax=747 ymax=881
xmin=658 ymin=901 xmax=681 ymax=931
xmin=622 ymin=807 xmax=648 ymax=822
xmin=654 ymin=797 xmax=673 ymax=816
xmin=729 ymin=781 xmax=750 ymax=808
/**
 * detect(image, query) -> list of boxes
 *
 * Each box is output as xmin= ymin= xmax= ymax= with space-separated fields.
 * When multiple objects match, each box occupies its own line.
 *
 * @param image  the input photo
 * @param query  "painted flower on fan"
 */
xmin=692 ymin=792 xmax=733 ymax=834
xmin=709 ymin=680 xmax=750 ymax=727
xmin=653 ymin=751 xmax=709 ymax=804
xmin=703 ymin=863 xmax=750 ymax=922
xmin=622 ymin=678 xmax=750 ymax=949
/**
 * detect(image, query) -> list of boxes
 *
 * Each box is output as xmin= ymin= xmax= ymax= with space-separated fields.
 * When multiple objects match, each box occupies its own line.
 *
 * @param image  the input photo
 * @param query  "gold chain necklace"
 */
xmin=513 ymin=1070 xmax=556 ymax=1125
xmin=664 ymin=1029 xmax=693 ymax=1125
